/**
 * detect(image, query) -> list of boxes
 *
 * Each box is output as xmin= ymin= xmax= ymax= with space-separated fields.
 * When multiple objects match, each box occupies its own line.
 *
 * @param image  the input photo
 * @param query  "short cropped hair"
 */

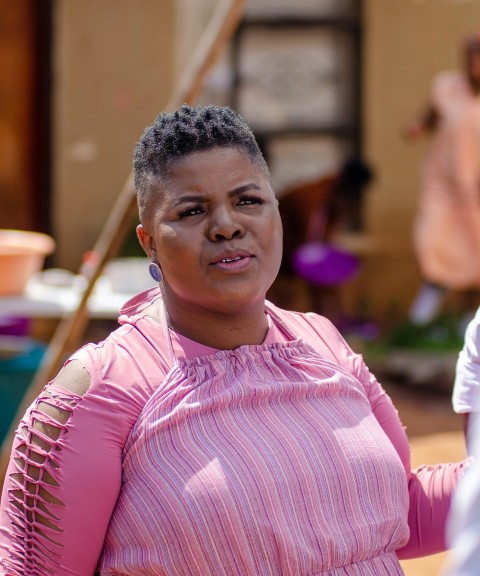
xmin=134 ymin=104 xmax=269 ymax=223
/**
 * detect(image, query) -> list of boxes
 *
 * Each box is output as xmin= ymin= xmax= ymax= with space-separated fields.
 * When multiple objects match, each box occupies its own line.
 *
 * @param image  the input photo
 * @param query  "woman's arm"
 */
xmin=403 ymin=104 xmax=439 ymax=141
xmin=300 ymin=311 xmax=468 ymax=558
xmin=350 ymin=351 xmax=469 ymax=559
xmin=263 ymin=308 xmax=469 ymax=559
xmin=0 ymin=359 xmax=124 ymax=575
xmin=396 ymin=460 xmax=469 ymax=559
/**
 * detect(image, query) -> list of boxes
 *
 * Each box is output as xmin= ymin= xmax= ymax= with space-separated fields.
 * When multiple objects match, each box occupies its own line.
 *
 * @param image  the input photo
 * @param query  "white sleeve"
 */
xmin=445 ymin=414 xmax=480 ymax=575
xmin=452 ymin=308 xmax=480 ymax=413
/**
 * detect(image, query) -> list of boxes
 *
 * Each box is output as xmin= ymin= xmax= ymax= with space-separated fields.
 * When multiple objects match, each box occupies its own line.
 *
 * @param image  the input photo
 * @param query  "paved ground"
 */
xmin=383 ymin=381 xmax=466 ymax=576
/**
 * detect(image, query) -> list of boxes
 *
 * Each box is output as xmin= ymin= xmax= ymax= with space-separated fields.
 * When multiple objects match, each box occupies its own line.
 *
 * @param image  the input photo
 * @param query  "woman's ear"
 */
xmin=136 ymin=224 xmax=155 ymax=258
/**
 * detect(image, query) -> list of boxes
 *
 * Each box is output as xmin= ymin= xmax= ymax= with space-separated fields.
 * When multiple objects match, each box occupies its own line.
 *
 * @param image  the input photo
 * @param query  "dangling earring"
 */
xmin=149 ymin=262 xmax=163 ymax=283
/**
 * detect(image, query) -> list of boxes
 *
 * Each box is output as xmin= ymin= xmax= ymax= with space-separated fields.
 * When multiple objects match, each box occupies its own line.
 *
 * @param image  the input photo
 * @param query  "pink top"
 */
xmin=0 ymin=288 xmax=468 ymax=575
xmin=414 ymin=70 xmax=480 ymax=288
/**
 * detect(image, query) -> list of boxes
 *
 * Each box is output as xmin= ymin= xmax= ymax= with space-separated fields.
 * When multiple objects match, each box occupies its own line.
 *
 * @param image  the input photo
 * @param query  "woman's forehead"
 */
xmin=170 ymin=146 xmax=259 ymax=168
xmin=165 ymin=148 xmax=268 ymax=186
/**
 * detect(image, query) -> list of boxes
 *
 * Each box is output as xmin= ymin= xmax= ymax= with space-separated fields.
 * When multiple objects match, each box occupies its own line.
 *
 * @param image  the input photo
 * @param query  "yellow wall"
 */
xmin=52 ymin=0 xmax=176 ymax=269
xmin=50 ymin=0 xmax=480 ymax=320
xmin=361 ymin=0 xmax=480 ymax=319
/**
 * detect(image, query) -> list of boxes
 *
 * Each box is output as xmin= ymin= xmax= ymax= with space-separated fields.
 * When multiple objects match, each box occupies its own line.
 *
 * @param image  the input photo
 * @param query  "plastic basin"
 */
xmin=0 ymin=229 xmax=56 ymax=296
xmin=291 ymin=241 xmax=360 ymax=287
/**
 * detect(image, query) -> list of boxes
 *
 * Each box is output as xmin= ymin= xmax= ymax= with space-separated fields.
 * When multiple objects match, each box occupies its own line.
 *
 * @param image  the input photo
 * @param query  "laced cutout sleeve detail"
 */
xmin=0 ymin=357 xmax=125 ymax=576
xmin=9 ymin=387 xmax=82 ymax=569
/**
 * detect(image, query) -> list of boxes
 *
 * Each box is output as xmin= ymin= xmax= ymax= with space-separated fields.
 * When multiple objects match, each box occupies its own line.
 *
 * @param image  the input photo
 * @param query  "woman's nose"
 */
xmin=208 ymin=208 xmax=244 ymax=241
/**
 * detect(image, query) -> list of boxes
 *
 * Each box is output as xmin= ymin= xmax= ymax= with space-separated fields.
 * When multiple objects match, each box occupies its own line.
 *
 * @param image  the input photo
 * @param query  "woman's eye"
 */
xmin=178 ymin=206 xmax=203 ymax=218
xmin=237 ymin=195 xmax=264 ymax=206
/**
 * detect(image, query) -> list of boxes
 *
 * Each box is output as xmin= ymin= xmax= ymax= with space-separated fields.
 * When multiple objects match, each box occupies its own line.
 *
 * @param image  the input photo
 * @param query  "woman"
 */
xmin=0 ymin=105 xmax=468 ymax=575
xmin=406 ymin=32 xmax=480 ymax=325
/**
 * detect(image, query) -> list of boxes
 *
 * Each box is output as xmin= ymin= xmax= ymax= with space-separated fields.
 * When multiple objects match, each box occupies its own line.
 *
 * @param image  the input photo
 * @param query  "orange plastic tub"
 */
xmin=0 ymin=230 xmax=56 ymax=296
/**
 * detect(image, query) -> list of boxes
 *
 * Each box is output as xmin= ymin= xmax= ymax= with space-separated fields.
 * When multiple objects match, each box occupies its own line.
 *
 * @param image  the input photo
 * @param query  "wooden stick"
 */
xmin=165 ymin=0 xmax=246 ymax=110
xmin=0 ymin=0 xmax=246 ymax=485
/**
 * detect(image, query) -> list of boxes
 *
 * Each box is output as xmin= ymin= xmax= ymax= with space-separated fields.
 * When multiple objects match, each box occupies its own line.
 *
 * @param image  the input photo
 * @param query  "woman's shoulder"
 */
xmin=267 ymin=299 xmax=339 ymax=331
xmin=68 ymin=310 xmax=172 ymax=406
xmin=431 ymin=70 xmax=467 ymax=101
xmin=432 ymin=70 xmax=462 ymax=87
xmin=266 ymin=301 xmax=349 ymax=360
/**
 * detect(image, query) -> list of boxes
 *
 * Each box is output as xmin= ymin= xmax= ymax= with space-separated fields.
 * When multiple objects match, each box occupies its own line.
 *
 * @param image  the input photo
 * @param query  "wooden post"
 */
xmin=0 ymin=0 xmax=246 ymax=485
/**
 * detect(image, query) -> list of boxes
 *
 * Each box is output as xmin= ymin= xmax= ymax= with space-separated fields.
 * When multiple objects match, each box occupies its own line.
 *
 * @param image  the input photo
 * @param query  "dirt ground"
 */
xmin=383 ymin=381 xmax=466 ymax=576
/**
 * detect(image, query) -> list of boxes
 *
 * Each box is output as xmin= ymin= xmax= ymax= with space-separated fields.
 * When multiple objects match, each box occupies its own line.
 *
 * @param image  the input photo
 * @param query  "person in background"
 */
xmin=405 ymin=32 xmax=480 ymax=327
xmin=452 ymin=305 xmax=480 ymax=441
xmin=279 ymin=157 xmax=373 ymax=276
xmin=276 ymin=158 xmax=373 ymax=318
xmin=0 ymin=104 xmax=469 ymax=575
xmin=443 ymin=412 xmax=480 ymax=576
xmin=443 ymin=308 xmax=480 ymax=575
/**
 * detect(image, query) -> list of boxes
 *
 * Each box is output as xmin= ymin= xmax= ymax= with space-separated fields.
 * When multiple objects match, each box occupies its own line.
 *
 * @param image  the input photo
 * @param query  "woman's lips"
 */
xmin=210 ymin=253 xmax=254 ymax=270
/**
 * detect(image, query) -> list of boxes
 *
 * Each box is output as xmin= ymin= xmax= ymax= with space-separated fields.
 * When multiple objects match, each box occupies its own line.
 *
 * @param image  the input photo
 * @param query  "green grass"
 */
xmin=381 ymin=314 xmax=465 ymax=353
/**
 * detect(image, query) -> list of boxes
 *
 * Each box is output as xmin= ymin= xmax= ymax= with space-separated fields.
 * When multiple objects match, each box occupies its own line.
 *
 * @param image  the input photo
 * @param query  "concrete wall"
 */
xmin=52 ymin=0 xmax=176 ymax=269
xmin=360 ymin=0 xmax=480 ymax=319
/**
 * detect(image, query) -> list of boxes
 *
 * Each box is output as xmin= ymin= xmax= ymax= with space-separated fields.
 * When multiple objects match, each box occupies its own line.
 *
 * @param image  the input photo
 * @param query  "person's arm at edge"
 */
xmin=453 ymin=308 xmax=480 ymax=448
xmin=403 ymin=104 xmax=439 ymax=141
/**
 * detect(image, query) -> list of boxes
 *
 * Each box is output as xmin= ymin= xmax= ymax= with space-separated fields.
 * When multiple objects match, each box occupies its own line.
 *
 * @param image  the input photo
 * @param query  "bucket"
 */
xmin=0 ymin=229 xmax=56 ymax=296
xmin=0 ymin=316 xmax=30 ymax=337
xmin=291 ymin=241 xmax=360 ymax=287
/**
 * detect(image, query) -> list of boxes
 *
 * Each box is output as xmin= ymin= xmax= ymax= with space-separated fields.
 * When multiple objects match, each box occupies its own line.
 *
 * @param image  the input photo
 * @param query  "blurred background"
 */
xmin=2 ymin=0 xmax=480 ymax=326
xmin=2 ymin=2 xmax=479 ymax=571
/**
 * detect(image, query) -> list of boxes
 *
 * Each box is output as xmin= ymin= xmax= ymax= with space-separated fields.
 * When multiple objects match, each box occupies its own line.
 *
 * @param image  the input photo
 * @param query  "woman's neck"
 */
xmin=162 ymin=296 xmax=269 ymax=350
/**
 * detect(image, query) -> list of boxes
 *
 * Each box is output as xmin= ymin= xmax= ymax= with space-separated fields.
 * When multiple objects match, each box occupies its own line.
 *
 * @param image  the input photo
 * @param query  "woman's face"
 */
xmin=137 ymin=146 xmax=283 ymax=316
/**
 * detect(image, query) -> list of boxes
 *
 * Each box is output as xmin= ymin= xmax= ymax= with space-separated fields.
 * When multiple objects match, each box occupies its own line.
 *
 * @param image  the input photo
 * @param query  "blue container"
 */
xmin=0 ymin=337 xmax=46 ymax=444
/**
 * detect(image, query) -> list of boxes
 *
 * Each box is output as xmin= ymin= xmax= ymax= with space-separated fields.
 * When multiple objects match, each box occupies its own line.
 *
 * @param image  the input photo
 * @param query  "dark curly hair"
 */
xmin=134 ymin=104 xmax=269 ymax=223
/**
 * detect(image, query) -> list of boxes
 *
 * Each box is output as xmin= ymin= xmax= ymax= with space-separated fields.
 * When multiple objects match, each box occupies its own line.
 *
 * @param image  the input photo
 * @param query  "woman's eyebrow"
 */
xmin=172 ymin=194 xmax=205 ymax=206
xmin=228 ymin=183 xmax=262 ymax=197
xmin=172 ymin=184 xmax=262 ymax=207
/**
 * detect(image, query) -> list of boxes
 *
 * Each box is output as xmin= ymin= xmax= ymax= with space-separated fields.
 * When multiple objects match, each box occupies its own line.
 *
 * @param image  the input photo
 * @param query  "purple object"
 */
xmin=0 ymin=316 xmax=30 ymax=337
xmin=291 ymin=241 xmax=360 ymax=287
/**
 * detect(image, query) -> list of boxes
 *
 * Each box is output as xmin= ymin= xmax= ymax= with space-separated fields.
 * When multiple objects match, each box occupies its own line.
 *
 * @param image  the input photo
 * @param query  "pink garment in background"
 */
xmin=414 ymin=71 xmax=480 ymax=289
xmin=0 ymin=288 xmax=469 ymax=575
